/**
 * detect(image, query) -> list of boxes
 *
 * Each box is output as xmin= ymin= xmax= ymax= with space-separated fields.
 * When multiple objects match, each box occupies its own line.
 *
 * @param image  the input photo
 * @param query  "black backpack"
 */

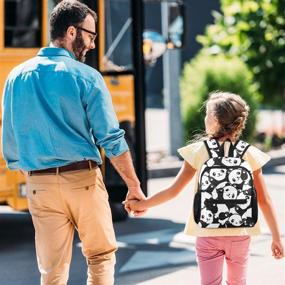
xmin=193 ymin=139 xmax=258 ymax=229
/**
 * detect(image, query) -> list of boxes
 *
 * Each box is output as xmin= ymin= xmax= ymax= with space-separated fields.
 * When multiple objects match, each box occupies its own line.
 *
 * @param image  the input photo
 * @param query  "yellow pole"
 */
xmin=0 ymin=0 xmax=4 ymax=50
xmin=98 ymin=0 xmax=105 ymax=71
xmin=42 ymin=0 xmax=49 ymax=47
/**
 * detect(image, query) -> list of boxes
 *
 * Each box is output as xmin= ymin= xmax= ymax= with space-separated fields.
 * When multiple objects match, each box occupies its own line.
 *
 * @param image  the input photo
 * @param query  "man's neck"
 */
xmin=51 ymin=40 xmax=75 ymax=58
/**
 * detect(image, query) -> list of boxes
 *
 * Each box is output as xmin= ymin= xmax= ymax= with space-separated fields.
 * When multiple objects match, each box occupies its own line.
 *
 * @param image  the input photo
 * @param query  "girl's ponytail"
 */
xmin=207 ymin=91 xmax=249 ymax=141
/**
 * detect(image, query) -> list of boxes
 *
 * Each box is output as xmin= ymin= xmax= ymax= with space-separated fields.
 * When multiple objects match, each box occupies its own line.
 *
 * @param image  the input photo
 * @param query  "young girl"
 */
xmin=124 ymin=92 xmax=284 ymax=285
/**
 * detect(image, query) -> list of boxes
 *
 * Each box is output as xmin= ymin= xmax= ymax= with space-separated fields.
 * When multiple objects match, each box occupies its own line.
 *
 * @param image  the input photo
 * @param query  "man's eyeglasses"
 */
xmin=75 ymin=26 xmax=97 ymax=42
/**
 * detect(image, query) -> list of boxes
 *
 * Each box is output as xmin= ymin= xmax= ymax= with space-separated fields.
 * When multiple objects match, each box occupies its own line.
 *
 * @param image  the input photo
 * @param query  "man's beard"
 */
xmin=72 ymin=32 xmax=87 ymax=62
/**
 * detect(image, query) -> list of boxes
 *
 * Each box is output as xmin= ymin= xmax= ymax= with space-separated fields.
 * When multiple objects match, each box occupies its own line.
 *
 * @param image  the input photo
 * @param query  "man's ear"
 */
xmin=66 ymin=26 xmax=77 ymax=41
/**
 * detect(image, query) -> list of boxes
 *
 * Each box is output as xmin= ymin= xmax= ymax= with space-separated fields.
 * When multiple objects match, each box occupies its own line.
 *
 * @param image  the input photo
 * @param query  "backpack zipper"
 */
xmin=204 ymin=198 xmax=248 ymax=205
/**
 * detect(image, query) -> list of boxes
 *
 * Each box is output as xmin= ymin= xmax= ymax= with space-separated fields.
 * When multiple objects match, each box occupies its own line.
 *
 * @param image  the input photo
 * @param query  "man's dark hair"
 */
xmin=50 ymin=0 xmax=97 ymax=41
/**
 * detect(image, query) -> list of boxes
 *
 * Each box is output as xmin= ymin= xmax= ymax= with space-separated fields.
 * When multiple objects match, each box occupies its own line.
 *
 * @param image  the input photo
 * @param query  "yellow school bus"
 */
xmin=0 ymin=0 xmax=184 ymax=219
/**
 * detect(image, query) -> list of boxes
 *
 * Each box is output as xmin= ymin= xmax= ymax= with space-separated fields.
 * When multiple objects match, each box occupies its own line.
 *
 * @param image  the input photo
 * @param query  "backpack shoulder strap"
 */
xmin=204 ymin=139 xmax=224 ymax=158
xmin=229 ymin=140 xmax=250 ymax=158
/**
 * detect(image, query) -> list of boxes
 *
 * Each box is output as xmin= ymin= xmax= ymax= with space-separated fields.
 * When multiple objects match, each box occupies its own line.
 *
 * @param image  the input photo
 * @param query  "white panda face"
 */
xmin=236 ymin=141 xmax=247 ymax=152
xmin=229 ymin=214 xmax=242 ymax=226
xmin=223 ymin=186 xmax=238 ymax=199
xmin=201 ymin=174 xmax=211 ymax=190
xmin=200 ymin=208 xmax=214 ymax=224
xmin=210 ymin=168 xmax=227 ymax=181
xmin=208 ymin=139 xmax=218 ymax=149
xmin=221 ymin=157 xmax=241 ymax=167
xmin=228 ymin=169 xmax=247 ymax=184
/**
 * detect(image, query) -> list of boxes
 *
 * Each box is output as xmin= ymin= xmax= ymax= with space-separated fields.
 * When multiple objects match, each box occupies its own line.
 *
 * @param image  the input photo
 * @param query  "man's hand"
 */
xmin=125 ymin=186 xmax=147 ymax=216
xmin=109 ymin=151 xmax=147 ymax=216
xmin=123 ymin=198 xmax=147 ymax=212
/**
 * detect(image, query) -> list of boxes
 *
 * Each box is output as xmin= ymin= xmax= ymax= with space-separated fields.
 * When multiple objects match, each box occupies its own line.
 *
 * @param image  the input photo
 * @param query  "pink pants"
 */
xmin=196 ymin=236 xmax=251 ymax=285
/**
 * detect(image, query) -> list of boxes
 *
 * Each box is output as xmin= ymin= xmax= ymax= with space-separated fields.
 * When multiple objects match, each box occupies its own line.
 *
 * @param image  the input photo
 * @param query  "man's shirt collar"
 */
xmin=37 ymin=47 xmax=76 ymax=60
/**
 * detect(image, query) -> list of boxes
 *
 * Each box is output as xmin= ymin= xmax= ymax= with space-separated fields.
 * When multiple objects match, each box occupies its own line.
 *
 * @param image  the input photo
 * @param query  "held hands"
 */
xmin=124 ymin=198 xmax=147 ymax=213
xmin=123 ymin=185 xmax=147 ymax=217
xmin=271 ymin=239 xmax=284 ymax=259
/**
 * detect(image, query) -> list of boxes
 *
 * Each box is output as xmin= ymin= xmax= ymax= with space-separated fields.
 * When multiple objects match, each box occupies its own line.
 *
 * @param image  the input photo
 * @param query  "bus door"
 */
xmin=0 ymin=0 xmax=50 ymax=210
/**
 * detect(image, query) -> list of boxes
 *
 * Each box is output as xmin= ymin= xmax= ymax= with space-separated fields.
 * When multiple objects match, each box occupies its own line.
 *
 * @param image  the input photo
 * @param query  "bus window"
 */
xmin=4 ymin=0 xmax=42 ymax=48
xmin=48 ymin=0 xmax=60 ymax=14
xmin=102 ymin=0 xmax=133 ymax=72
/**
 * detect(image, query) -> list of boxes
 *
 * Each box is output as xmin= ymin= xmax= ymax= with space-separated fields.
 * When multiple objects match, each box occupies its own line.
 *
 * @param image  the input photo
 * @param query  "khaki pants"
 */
xmin=26 ymin=168 xmax=117 ymax=285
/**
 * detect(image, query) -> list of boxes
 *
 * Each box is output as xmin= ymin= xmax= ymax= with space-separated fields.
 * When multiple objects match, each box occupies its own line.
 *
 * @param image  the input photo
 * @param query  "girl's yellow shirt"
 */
xmin=177 ymin=141 xmax=271 ymax=237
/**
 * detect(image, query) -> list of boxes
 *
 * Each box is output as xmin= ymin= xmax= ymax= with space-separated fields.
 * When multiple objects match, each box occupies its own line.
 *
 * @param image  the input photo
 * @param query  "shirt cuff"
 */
xmin=104 ymin=138 xmax=129 ymax=158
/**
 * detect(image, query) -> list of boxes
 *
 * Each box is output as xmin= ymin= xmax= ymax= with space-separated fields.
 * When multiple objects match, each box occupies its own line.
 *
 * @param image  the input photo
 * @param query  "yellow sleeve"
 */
xmin=244 ymin=145 xmax=271 ymax=171
xmin=177 ymin=142 xmax=204 ymax=169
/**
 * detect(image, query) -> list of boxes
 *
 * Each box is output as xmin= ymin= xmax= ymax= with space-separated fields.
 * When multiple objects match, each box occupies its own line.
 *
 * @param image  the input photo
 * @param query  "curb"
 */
xmin=263 ymin=156 xmax=285 ymax=169
xmin=147 ymin=161 xmax=182 ymax=179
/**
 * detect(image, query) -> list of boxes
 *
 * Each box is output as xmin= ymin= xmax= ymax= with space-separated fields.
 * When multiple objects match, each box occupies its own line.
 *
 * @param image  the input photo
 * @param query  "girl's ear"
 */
xmin=214 ymin=116 xmax=220 ymax=128
xmin=211 ymin=115 xmax=220 ymax=133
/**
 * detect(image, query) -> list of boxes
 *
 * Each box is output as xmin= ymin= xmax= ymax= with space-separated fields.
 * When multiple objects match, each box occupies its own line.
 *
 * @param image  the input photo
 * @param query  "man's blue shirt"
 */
xmin=2 ymin=47 xmax=129 ymax=171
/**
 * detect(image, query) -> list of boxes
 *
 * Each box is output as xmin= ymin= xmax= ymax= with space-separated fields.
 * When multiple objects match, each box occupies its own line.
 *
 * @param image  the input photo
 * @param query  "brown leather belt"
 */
xmin=28 ymin=160 xmax=98 ymax=175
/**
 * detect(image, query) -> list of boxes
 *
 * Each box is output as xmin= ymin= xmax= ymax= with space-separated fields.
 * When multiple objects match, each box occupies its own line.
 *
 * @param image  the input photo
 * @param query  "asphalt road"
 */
xmin=0 ymin=165 xmax=285 ymax=285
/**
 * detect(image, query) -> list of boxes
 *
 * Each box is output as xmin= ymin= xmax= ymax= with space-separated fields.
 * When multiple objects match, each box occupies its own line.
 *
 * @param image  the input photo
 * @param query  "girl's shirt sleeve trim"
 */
xmin=177 ymin=142 xmax=204 ymax=170
xmin=244 ymin=145 xmax=271 ymax=171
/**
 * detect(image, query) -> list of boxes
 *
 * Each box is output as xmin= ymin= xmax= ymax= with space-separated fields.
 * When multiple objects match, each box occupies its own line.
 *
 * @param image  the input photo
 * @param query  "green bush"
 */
xmin=180 ymin=53 xmax=261 ymax=142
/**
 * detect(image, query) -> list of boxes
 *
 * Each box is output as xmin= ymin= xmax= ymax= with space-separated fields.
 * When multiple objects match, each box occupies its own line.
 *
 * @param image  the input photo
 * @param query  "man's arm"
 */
xmin=85 ymin=74 xmax=146 ymax=213
xmin=110 ymin=151 xmax=140 ymax=188
xmin=110 ymin=151 xmax=146 ymax=215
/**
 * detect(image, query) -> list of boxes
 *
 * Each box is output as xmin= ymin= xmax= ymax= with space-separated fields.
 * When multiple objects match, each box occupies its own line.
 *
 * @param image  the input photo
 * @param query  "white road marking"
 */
xmin=119 ymin=250 xmax=196 ymax=273
xmin=117 ymin=229 xmax=196 ymax=273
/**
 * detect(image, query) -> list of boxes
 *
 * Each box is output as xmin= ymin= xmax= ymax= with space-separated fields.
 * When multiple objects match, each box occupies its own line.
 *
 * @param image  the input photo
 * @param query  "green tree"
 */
xmin=180 ymin=53 xmax=260 ymax=142
xmin=198 ymin=0 xmax=285 ymax=107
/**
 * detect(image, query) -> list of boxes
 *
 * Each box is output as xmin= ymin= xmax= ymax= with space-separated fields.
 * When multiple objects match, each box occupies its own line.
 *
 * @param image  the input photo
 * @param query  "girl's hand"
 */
xmin=123 ymin=199 xmax=147 ymax=213
xmin=271 ymin=239 xmax=284 ymax=259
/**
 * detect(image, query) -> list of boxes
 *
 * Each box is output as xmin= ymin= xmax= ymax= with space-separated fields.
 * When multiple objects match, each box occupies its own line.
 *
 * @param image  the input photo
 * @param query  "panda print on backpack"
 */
xmin=193 ymin=139 xmax=258 ymax=228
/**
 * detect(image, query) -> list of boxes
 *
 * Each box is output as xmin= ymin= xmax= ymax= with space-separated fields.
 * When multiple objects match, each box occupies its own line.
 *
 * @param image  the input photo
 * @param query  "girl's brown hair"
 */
xmin=206 ymin=91 xmax=249 ymax=141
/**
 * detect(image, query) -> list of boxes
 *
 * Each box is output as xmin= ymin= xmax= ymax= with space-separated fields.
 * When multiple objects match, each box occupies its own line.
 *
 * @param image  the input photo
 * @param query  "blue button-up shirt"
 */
xmin=2 ymin=47 xmax=129 ymax=171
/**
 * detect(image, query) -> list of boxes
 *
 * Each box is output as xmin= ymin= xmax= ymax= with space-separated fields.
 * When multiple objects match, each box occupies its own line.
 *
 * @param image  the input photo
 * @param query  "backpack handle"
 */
xmin=228 ymin=140 xmax=250 ymax=158
xmin=205 ymin=139 xmax=250 ymax=158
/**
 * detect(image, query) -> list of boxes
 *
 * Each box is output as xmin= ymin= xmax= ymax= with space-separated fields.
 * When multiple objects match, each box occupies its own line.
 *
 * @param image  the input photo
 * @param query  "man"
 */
xmin=1 ymin=1 xmax=145 ymax=284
